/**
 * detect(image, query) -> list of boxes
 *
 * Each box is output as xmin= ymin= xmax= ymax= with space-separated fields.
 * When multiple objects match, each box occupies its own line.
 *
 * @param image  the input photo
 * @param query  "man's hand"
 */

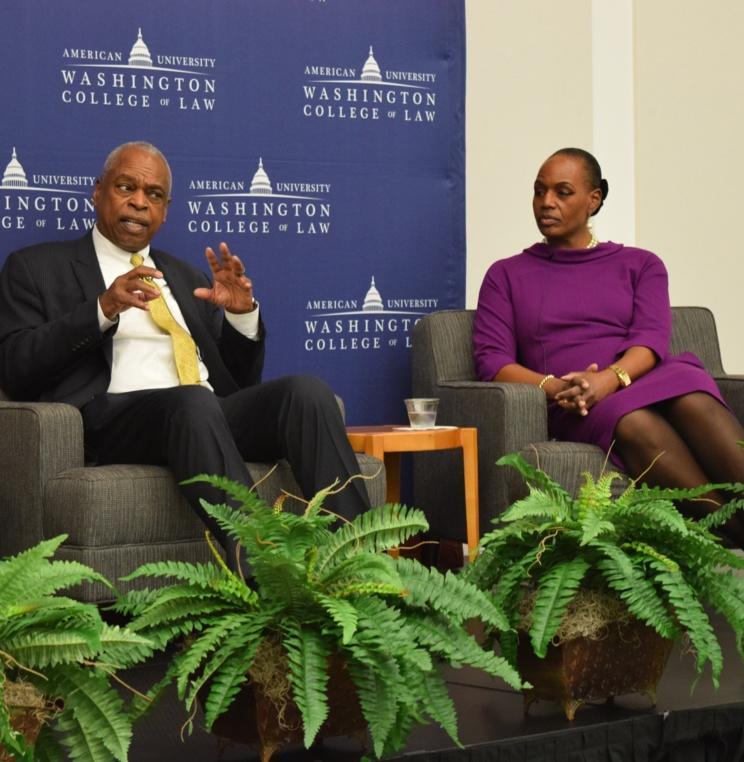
xmin=99 ymin=265 xmax=163 ymax=320
xmin=193 ymin=242 xmax=255 ymax=314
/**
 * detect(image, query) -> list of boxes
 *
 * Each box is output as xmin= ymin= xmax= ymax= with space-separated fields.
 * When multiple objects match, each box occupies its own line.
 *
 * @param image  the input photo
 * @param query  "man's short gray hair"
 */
xmin=100 ymin=141 xmax=172 ymax=195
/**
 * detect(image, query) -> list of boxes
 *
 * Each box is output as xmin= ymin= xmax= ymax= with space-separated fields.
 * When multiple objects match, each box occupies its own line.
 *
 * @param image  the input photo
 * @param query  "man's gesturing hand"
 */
xmin=193 ymin=242 xmax=255 ymax=314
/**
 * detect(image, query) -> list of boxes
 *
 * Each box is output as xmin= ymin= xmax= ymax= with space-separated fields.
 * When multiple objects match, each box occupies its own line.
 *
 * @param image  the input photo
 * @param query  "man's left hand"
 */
xmin=193 ymin=242 xmax=256 ymax=314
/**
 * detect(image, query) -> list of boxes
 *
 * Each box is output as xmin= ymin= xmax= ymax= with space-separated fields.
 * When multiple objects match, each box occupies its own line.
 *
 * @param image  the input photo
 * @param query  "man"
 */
xmin=0 ymin=141 xmax=371 ymax=566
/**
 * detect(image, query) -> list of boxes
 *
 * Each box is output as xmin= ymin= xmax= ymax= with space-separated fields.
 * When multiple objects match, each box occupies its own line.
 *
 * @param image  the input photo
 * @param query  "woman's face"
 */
xmin=532 ymin=154 xmax=602 ymax=248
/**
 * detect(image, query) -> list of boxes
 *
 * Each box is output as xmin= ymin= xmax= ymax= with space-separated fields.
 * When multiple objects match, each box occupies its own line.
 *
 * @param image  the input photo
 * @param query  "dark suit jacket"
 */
xmin=0 ymin=231 xmax=265 ymax=407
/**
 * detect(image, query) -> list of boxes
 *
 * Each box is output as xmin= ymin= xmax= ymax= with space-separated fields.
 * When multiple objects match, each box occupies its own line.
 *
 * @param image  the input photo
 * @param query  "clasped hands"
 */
xmin=99 ymin=242 xmax=255 ymax=320
xmin=552 ymin=364 xmax=620 ymax=417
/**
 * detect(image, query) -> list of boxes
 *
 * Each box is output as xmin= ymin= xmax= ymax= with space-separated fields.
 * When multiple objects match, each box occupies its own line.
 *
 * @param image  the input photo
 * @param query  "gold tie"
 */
xmin=130 ymin=253 xmax=201 ymax=385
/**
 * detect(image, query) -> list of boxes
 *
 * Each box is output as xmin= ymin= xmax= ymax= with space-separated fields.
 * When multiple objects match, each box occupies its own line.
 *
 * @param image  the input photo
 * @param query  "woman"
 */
xmin=473 ymin=147 xmax=744 ymax=546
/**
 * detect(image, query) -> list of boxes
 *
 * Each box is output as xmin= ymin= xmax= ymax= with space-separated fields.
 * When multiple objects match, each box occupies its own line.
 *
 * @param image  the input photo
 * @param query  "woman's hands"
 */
xmin=553 ymin=364 xmax=620 ymax=416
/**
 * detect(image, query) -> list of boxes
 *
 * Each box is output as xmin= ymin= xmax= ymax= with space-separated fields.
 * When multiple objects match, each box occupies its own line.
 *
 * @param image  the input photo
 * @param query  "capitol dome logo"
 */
xmin=59 ymin=28 xmax=217 ymax=112
xmin=303 ymin=276 xmax=438 ymax=353
xmin=1 ymin=147 xmax=95 ymax=234
xmin=186 ymin=157 xmax=332 ymax=237
xmin=302 ymin=44 xmax=438 ymax=124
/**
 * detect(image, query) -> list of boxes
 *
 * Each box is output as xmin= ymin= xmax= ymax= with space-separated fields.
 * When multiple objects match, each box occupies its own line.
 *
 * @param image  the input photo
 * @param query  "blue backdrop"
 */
xmin=0 ymin=0 xmax=465 ymax=424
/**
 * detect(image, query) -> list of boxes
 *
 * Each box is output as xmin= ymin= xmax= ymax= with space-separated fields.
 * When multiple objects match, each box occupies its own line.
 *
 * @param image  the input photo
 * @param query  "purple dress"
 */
xmin=472 ymin=241 xmax=725 ymax=466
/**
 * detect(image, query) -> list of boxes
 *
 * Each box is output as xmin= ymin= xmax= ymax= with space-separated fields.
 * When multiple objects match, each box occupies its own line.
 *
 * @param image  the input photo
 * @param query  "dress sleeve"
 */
xmin=617 ymin=251 xmax=671 ymax=360
xmin=472 ymin=261 xmax=518 ymax=381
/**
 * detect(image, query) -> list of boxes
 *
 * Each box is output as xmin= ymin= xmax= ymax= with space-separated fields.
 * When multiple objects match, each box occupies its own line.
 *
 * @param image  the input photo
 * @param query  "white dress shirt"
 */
xmin=93 ymin=226 xmax=260 ymax=393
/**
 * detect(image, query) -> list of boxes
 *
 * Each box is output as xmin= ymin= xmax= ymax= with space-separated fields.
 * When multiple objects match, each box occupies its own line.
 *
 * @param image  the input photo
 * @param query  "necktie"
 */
xmin=130 ymin=253 xmax=201 ymax=385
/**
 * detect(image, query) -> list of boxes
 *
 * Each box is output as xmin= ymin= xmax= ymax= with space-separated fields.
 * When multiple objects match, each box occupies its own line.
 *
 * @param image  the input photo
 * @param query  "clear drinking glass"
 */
xmin=404 ymin=398 xmax=439 ymax=429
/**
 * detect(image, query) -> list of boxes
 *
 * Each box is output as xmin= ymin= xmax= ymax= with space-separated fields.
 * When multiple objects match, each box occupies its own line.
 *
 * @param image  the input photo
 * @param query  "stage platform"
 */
xmin=123 ymin=613 xmax=744 ymax=761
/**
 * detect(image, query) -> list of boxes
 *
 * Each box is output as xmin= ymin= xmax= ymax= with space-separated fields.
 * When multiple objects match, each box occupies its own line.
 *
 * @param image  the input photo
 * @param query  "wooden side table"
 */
xmin=346 ymin=425 xmax=479 ymax=561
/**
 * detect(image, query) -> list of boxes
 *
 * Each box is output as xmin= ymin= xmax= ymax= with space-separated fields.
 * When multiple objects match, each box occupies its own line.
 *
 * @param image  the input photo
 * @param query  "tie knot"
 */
xmin=130 ymin=253 xmax=144 ymax=267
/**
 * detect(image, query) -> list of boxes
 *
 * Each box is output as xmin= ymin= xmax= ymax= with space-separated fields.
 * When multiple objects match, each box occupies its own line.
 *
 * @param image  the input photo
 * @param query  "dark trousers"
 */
xmin=81 ymin=375 xmax=371 ymax=563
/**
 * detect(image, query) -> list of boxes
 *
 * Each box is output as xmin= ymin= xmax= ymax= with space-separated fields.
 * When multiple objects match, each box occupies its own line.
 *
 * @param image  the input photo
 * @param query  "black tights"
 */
xmin=614 ymin=393 xmax=744 ymax=547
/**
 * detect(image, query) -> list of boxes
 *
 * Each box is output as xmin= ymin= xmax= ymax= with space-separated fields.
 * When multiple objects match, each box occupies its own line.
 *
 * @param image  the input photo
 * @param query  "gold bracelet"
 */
xmin=538 ymin=374 xmax=555 ymax=390
xmin=608 ymin=364 xmax=632 ymax=388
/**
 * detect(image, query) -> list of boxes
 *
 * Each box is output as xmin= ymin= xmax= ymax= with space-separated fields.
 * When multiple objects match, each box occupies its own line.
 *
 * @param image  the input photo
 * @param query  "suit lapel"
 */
xmin=71 ymin=232 xmax=106 ymax=302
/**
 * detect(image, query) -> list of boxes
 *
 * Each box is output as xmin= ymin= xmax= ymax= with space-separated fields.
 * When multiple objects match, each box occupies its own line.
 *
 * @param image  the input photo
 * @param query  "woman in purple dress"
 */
xmin=473 ymin=148 xmax=744 ymax=546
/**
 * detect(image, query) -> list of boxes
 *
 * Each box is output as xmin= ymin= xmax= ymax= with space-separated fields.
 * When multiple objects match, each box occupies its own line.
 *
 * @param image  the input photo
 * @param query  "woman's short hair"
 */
xmin=551 ymin=147 xmax=609 ymax=216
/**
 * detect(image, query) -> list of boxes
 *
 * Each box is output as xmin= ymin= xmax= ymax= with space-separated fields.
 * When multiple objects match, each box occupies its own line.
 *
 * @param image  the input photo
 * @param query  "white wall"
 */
xmin=634 ymin=1 xmax=744 ymax=371
xmin=465 ymin=0 xmax=593 ymax=307
xmin=466 ymin=0 xmax=744 ymax=370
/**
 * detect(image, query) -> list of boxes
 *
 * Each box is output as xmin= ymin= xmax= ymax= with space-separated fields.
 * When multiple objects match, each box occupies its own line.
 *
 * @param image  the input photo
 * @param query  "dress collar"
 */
xmin=524 ymin=240 xmax=624 ymax=263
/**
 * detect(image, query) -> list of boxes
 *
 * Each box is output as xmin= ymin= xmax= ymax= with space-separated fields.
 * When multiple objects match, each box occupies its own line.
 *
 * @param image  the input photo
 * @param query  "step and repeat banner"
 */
xmin=0 ymin=0 xmax=465 ymax=424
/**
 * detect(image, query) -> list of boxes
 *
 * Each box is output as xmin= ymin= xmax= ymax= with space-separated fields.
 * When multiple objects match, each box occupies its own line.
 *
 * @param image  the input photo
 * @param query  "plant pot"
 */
xmin=210 ymin=653 xmax=367 ymax=762
xmin=518 ymin=617 xmax=673 ymax=720
xmin=0 ymin=681 xmax=61 ymax=761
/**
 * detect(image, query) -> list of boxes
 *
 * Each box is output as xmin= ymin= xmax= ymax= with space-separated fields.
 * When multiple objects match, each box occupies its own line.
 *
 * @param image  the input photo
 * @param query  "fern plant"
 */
xmin=0 ymin=534 xmax=154 ymax=761
xmin=114 ymin=477 xmax=523 ymax=759
xmin=465 ymin=453 xmax=744 ymax=688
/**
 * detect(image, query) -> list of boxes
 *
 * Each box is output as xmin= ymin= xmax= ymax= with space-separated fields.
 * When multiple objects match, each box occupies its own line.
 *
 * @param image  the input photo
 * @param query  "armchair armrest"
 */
xmin=437 ymin=380 xmax=549 ymax=452
xmin=413 ymin=380 xmax=550 ymax=538
xmin=713 ymin=375 xmax=744 ymax=424
xmin=0 ymin=401 xmax=84 ymax=556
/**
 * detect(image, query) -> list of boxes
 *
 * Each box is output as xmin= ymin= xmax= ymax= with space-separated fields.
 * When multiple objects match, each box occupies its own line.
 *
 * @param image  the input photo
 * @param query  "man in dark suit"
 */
xmin=0 ymin=141 xmax=371 ymax=566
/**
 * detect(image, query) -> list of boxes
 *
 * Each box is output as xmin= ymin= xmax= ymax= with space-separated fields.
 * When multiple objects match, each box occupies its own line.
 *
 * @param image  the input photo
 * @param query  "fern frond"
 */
xmin=96 ymin=624 xmax=154 ymax=668
xmin=576 ymin=470 xmax=623 ymax=521
xmin=317 ymin=552 xmax=401 ymax=591
xmin=46 ymin=665 xmax=131 ymax=762
xmin=348 ymin=659 xmax=400 ymax=758
xmin=497 ymin=453 xmax=572 ymax=510
xmin=126 ymin=592 xmax=238 ymax=633
xmin=698 ymin=498 xmax=744 ymax=530
xmin=406 ymin=613 xmax=523 ymax=690
xmin=578 ymin=512 xmax=616 ymax=545
xmin=120 ymin=560 xmax=226 ymax=587
xmin=693 ymin=571 xmax=744 ymax=655
xmin=395 ymin=557 xmax=510 ymax=631
xmin=182 ymin=621 xmax=268 ymax=714
xmin=3 ymin=628 xmax=99 ymax=669
xmin=316 ymin=595 xmax=359 ymax=644
xmin=409 ymin=668 xmax=460 ymax=748
xmin=252 ymin=560 xmax=315 ymax=614
xmin=612 ymin=499 xmax=689 ymax=537
xmin=528 ymin=558 xmax=589 ymax=658
xmin=352 ymin=598 xmax=431 ymax=670
xmin=29 ymin=725 xmax=62 ymax=762
xmin=201 ymin=635 xmax=263 ymax=730
xmin=622 ymin=541 xmax=679 ymax=571
xmin=593 ymin=542 xmax=678 ymax=639
xmin=489 ymin=547 xmax=540 ymax=615
xmin=500 ymin=489 xmax=570 ymax=524
xmin=314 ymin=504 xmax=428 ymax=575
xmin=174 ymin=613 xmax=254 ymax=698
xmin=181 ymin=473 xmax=260 ymax=509
xmin=305 ymin=482 xmax=336 ymax=518
xmin=650 ymin=562 xmax=722 ymax=685
xmin=282 ymin=620 xmax=331 ymax=748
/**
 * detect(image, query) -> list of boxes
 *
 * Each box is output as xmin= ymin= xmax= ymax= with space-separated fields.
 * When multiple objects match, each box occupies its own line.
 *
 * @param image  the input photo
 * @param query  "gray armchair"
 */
xmin=412 ymin=306 xmax=744 ymax=542
xmin=0 ymin=393 xmax=385 ymax=602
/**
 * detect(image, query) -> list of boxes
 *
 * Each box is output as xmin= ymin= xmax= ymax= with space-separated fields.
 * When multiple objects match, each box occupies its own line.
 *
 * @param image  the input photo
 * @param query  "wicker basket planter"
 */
xmin=518 ymin=616 xmax=673 ymax=720
xmin=209 ymin=652 xmax=366 ymax=762
xmin=0 ymin=681 xmax=61 ymax=761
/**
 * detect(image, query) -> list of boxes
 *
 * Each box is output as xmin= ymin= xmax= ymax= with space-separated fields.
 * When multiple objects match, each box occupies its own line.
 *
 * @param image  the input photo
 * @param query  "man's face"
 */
xmin=92 ymin=146 xmax=171 ymax=252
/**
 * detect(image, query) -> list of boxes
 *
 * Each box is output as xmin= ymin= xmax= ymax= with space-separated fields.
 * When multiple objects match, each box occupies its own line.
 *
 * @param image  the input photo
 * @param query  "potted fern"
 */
xmin=115 ymin=476 xmax=523 ymax=761
xmin=465 ymin=453 xmax=744 ymax=720
xmin=0 ymin=534 xmax=154 ymax=761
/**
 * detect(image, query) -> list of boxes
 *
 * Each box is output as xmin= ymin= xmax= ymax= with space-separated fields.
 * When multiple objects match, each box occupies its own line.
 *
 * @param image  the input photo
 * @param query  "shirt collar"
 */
xmin=93 ymin=224 xmax=151 ymax=261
